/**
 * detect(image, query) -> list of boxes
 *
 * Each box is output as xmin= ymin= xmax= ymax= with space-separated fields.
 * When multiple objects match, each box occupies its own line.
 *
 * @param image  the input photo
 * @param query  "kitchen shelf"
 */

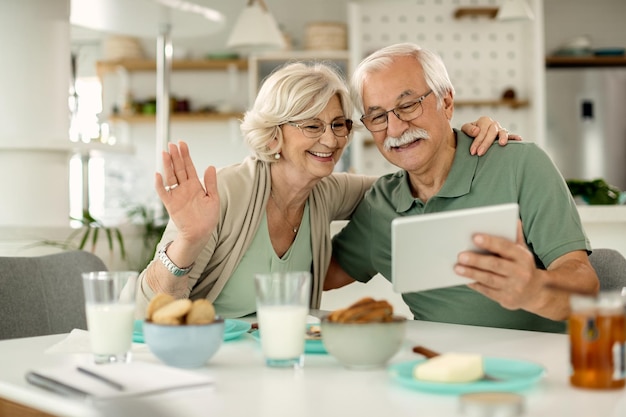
xmin=453 ymin=7 xmax=498 ymax=19
xmin=455 ymin=99 xmax=529 ymax=108
xmin=108 ymin=112 xmax=244 ymax=123
xmin=96 ymin=58 xmax=248 ymax=78
xmin=546 ymin=56 xmax=626 ymax=68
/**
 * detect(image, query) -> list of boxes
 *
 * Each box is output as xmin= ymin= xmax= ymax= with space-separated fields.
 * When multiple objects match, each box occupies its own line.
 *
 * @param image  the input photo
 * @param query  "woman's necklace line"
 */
xmin=270 ymin=190 xmax=302 ymax=234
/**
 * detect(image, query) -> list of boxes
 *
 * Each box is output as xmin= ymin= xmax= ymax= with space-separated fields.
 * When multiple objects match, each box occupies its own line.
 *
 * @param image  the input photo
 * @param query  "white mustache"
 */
xmin=383 ymin=128 xmax=430 ymax=152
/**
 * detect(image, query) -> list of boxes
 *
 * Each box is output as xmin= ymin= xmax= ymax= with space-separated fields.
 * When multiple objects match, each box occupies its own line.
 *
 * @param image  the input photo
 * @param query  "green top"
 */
xmin=332 ymin=130 xmax=590 ymax=333
xmin=213 ymin=202 xmax=312 ymax=318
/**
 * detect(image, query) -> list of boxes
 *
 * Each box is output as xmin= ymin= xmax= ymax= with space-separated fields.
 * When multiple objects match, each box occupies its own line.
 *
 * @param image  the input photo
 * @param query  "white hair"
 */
xmin=351 ymin=43 xmax=455 ymax=116
xmin=240 ymin=61 xmax=353 ymax=162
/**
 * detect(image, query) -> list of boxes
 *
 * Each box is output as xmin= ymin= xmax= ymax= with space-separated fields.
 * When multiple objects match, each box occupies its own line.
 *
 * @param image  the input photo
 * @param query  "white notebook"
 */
xmin=391 ymin=203 xmax=519 ymax=293
xmin=26 ymin=361 xmax=214 ymax=402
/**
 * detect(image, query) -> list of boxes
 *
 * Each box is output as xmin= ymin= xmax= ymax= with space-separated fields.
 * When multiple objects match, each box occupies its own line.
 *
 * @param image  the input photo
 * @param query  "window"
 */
xmin=69 ymin=76 xmax=129 ymax=227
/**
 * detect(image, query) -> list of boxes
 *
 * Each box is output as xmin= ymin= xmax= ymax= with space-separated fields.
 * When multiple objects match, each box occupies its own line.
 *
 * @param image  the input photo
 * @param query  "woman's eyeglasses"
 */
xmin=286 ymin=117 xmax=353 ymax=139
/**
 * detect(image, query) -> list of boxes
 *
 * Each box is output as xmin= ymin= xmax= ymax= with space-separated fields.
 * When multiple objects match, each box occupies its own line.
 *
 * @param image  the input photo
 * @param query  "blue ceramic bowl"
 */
xmin=143 ymin=319 xmax=225 ymax=368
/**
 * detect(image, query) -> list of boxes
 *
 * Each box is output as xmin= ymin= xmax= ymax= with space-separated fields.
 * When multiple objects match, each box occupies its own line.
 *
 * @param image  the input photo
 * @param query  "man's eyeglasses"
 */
xmin=286 ymin=117 xmax=353 ymax=139
xmin=360 ymin=90 xmax=433 ymax=132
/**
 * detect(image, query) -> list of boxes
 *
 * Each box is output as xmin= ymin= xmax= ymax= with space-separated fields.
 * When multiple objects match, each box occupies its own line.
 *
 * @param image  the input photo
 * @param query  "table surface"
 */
xmin=1 ymin=316 xmax=625 ymax=417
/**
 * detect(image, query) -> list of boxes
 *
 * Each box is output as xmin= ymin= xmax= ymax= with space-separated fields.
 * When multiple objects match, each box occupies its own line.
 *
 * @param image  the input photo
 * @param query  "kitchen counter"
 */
xmin=577 ymin=204 xmax=626 ymax=223
xmin=576 ymin=205 xmax=626 ymax=257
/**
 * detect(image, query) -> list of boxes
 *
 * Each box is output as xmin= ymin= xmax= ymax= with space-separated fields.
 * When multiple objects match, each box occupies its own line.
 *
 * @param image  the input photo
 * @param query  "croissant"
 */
xmin=328 ymin=297 xmax=394 ymax=323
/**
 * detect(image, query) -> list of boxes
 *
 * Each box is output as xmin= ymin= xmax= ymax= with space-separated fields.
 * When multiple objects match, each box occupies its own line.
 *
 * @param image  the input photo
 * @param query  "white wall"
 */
xmin=0 ymin=0 xmax=72 ymax=229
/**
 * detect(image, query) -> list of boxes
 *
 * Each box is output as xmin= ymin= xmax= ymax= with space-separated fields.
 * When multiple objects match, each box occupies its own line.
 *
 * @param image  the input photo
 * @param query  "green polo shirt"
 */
xmin=332 ymin=130 xmax=590 ymax=333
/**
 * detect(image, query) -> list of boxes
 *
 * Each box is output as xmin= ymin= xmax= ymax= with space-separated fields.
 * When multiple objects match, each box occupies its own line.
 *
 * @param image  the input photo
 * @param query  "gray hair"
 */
xmin=240 ymin=61 xmax=353 ymax=162
xmin=351 ymin=43 xmax=455 ymax=116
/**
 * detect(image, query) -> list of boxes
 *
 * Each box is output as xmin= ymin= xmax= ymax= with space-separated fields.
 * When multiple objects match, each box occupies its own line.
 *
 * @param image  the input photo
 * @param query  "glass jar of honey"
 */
xmin=569 ymin=291 xmax=626 ymax=389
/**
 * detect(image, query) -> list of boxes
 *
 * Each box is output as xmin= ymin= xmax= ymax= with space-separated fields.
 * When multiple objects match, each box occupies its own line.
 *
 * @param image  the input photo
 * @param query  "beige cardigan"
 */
xmin=136 ymin=157 xmax=376 ymax=315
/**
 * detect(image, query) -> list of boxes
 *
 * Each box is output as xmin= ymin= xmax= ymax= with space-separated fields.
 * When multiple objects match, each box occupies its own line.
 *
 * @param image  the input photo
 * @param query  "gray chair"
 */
xmin=0 ymin=250 xmax=107 ymax=340
xmin=588 ymin=248 xmax=626 ymax=292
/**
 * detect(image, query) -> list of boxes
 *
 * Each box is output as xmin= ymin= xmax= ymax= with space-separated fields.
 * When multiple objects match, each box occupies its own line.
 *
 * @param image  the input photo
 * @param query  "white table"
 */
xmin=1 ymin=320 xmax=624 ymax=417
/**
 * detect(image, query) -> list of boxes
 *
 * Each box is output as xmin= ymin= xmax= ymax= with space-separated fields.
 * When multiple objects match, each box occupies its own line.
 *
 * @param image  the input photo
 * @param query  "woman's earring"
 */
xmin=274 ymin=153 xmax=281 ymax=160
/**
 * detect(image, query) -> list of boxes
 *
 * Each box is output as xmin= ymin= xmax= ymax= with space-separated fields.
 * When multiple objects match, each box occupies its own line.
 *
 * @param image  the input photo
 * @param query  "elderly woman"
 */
xmin=135 ymin=61 xmax=515 ymax=319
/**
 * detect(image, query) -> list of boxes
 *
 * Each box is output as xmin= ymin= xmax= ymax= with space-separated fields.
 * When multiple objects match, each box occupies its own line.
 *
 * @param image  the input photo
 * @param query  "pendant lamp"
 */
xmin=497 ymin=0 xmax=535 ymax=21
xmin=227 ymin=0 xmax=286 ymax=54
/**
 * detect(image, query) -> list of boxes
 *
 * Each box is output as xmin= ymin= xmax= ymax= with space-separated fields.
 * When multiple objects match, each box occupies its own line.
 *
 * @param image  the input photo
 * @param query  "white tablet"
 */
xmin=391 ymin=203 xmax=519 ymax=293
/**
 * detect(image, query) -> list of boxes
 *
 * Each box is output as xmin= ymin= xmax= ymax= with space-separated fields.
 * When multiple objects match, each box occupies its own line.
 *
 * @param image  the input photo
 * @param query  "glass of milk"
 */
xmin=254 ymin=271 xmax=311 ymax=368
xmin=82 ymin=271 xmax=138 ymax=364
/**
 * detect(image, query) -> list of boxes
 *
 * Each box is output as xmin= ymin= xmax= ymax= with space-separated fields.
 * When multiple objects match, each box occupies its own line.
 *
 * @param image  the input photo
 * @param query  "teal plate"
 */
xmin=250 ymin=324 xmax=327 ymax=354
xmin=133 ymin=319 xmax=251 ymax=343
xmin=223 ymin=319 xmax=252 ymax=341
xmin=133 ymin=320 xmax=144 ymax=342
xmin=389 ymin=357 xmax=545 ymax=395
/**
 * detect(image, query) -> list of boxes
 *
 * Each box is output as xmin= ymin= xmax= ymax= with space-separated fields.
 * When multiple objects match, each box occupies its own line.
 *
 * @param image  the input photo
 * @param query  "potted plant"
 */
xmin=566 ymin=178 xmax=622 ymax=205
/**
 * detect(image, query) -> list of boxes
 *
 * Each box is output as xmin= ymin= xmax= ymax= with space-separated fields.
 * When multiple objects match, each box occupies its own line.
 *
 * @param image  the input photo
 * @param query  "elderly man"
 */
xmin=325 ymin=43 xmax=599 ymax=333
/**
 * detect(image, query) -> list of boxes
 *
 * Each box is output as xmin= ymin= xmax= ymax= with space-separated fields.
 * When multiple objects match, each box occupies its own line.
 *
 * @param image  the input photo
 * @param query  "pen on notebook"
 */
xmin=26 ymin=371 xmax=91 ymax=399
xmin=77 ymin=366 xmax=125 ymax=391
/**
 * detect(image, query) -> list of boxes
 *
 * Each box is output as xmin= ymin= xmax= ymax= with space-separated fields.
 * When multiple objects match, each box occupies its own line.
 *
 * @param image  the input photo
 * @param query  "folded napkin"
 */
xmin=26 ymin=361 xmax=214 ymax=402
xmin=45 ymin=329 xmax=149 ymax=355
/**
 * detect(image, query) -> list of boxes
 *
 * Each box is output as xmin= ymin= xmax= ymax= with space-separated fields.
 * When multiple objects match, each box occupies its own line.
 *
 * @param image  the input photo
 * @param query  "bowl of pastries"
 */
xmin=321 ymin=297 xmax=407 ymax=369
xmin=143 ymin=293 xmax=224 ymax=368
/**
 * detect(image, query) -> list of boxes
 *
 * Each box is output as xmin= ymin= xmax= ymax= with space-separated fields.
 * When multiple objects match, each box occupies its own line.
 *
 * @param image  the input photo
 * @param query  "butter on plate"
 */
xmin=413 ymin=353 xmax=484 ymax=383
